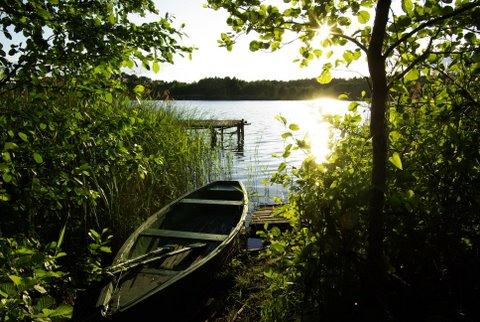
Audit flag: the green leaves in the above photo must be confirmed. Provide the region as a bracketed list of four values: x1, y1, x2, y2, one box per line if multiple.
[404, 69, 420, 81]
[389, 152, 403, 170]
[289, 123, 300, 131]
[47, 304, 73, 318]
[152, 61, 160, 73]
[1, 236, 74, 321]
[357, 10, 370, 24]
[8, 275, 22, 286]
[220, 33, 234, 51]
[105, 92, 113, 104]
[275, 115, 287, 125]
[18, 132, 28, 142]
[56, 224, 66, 251]
[33, 152, 43, 164]
[134, 84, 145, 95]
[283, 144, 292, 158]
[317, 67, 332, 84]
[249, 40, 270, 52]
[2, 173, 13, 183]
[1, 0, 193, 95]
[269, 241, 285, 254]
[348, 102, 359, 111]
[281, 132, 292, 139]
[4, 142, 18, 150]
[402, 0, 414, 14]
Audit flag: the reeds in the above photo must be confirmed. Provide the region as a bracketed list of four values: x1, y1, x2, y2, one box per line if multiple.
[0, 93, 230, 248]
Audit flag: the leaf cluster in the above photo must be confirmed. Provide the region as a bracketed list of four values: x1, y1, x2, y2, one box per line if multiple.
[0, 0, 192, 92]
[0, 236, 73, 321]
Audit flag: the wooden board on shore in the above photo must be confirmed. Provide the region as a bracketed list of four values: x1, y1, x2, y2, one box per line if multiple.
[249, 204, 290, 233]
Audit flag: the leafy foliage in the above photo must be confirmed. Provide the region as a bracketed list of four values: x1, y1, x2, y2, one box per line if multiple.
[0, 227, 115, 321]
[0, 0, 192, 92]
[0, 1, 221, 318]
[0, 236, 73, 321]
[256, 42, 480, 320]
[84, 229, 113, 284]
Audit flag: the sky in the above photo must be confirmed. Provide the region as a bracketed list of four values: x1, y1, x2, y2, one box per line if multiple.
[142, 0, 370, 83]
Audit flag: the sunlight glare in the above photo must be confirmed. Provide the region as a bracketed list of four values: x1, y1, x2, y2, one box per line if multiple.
[307, 122, 332, 164]
[315, 24, 332, 42]
[301, 98, 349, 164]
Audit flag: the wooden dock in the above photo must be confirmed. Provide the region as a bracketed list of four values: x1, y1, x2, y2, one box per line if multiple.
[182, 119, 249, 149]
[248, 204, 290, 235]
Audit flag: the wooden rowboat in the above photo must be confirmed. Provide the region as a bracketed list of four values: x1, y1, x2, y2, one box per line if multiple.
[94, 180, 248, 320]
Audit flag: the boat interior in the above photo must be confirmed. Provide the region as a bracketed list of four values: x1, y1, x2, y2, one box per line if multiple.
[108, 182, 245, 310]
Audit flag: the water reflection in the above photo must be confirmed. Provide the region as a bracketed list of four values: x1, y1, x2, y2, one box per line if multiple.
[299, 98, 348, 163]
[164, 98, 350, 204]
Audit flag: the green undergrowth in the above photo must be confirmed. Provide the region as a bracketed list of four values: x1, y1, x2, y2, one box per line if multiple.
[0, 226, 112, 321]
[205, 251, 271, 322]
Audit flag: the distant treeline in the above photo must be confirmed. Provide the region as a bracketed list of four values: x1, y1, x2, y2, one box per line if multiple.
[123, 74, 370, 100]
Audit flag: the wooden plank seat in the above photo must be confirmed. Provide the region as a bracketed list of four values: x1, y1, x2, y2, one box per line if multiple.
[207, 186, 239, 192]
[141, 228, 228, 242]
[180, 198, 243, 206]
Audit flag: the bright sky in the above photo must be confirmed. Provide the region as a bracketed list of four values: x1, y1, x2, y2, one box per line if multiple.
[145, 0, 369, 83]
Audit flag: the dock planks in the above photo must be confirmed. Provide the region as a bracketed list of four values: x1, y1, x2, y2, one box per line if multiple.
[249, 204, 290, 233]
[182, 119, 248, 129]
[181, 119, 249, 149]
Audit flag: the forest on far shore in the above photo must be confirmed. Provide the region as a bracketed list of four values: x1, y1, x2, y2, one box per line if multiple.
[123, 74, 370, 100]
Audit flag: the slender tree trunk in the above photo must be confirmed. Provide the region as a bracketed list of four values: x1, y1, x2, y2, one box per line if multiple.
[366, 0, 391, 317]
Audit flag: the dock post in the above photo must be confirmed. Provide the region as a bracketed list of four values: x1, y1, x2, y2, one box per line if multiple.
[236, 124, 241, 147]
[210, 128, 217, 148]
[239, 119, 245, 148]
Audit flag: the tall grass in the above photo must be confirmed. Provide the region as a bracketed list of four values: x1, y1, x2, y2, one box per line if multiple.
[0, 92, 229, 248]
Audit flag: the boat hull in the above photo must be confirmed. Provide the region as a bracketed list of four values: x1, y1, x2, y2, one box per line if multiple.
[74, 181, 248, 321]
[111, 233, 241, 321]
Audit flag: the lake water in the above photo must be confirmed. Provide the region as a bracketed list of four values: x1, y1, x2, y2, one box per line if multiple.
[163, 99, 351, 205]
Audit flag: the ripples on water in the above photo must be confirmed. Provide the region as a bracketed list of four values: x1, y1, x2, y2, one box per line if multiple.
[160, 99, 351, 205]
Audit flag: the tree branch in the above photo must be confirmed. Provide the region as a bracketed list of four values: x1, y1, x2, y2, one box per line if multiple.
[433, 66, 479, 106]
[387, 30, 438, 88]
[383, 1, 480, 58]
[331, 32, 368, 54]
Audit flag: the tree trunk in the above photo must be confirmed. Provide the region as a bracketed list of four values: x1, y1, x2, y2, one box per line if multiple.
[366, 0, 391, 317]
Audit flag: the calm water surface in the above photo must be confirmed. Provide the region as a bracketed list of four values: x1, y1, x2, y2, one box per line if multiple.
[165, 99, 351, 205]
